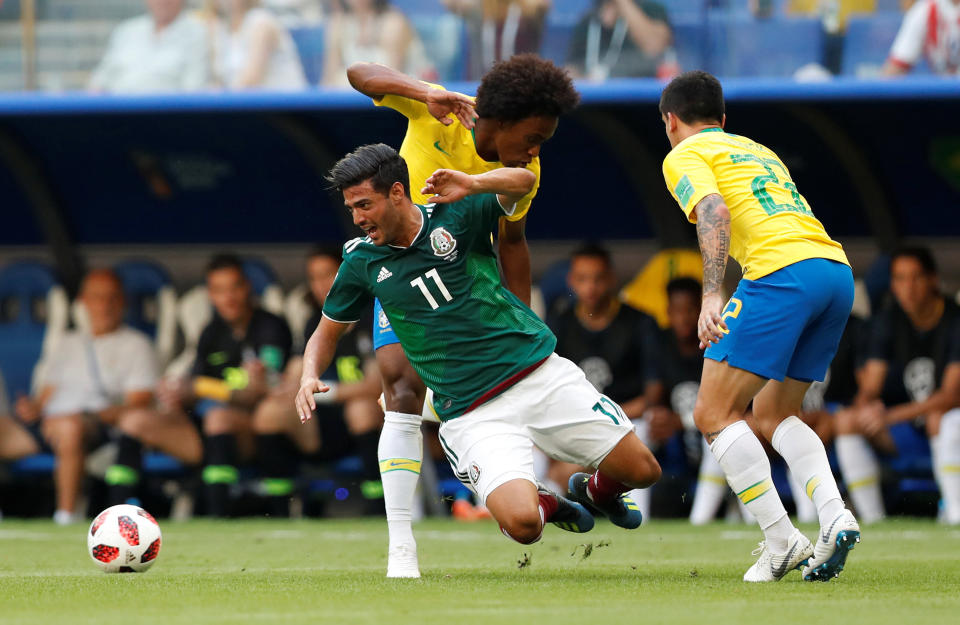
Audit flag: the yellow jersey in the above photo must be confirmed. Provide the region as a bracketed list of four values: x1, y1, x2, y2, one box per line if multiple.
[374, 83, 539, 221]
[662, 128, 848, 280]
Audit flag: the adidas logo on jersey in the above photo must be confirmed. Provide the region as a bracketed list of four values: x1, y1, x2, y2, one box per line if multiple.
[377, 266, 393, 283]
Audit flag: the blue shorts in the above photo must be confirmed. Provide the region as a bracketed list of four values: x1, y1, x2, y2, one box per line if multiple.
[705, 258, 854, 383]
[372, 298, 400, 351]
[194, 399, 226, 418]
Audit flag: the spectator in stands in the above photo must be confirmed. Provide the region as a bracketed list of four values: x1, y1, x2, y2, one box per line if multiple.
[445, 0, 550, 80]
[294, 246, 384, 511]
[322, 0, 435, 88]
[164, 254, 310, 516]
[566, 0, 674, 80]
[12, 270, 170, 524]
[0, 372, 39, 468]
[884, 0, 960, 76]
[547, 243, 662, 515]
[209, 0, 308, 89]
[88, 0, 209, 93]
[836, 247, 960, 525]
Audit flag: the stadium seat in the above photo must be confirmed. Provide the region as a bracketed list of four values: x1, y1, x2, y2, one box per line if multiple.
[841, 12, 921, 77]
[673, 19, 708, 72]
[549, 0, 591, 23]
[243, 257, 285, 316]
[113, 260, 178, 368]
[410, 14, 468, 82]
[0, 261, 68, 397]
[706, 15, 825, 77]
[284, 283, 314, 352]
[289, 25, 324, 86]
[541, 17, 578, 68]
[537, 259, 572, 318]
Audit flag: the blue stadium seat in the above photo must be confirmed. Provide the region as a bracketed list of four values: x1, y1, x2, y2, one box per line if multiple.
[0, 261, 60, 396]
[112, 260, 172, 338]
[668, 0, 709, 21]
[410, 14, 468, 82]
[673, 19, 708, 72]
[549, 0, 591, 23]
[541, 18, 578, 68]
[289, 26, 325, 86]
[841, 12, 922, 77]
[394, 0, 447, 16]
[242, 257, 280, 296]
[707, 15, 824, 77]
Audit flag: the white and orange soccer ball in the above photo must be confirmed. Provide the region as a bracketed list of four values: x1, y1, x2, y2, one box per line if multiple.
[87, 504, 162, 573]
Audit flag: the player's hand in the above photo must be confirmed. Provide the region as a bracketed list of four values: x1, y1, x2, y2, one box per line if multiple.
[14, 394, 41, 424]
[425, 89, 476, 129]
[857, 400, 887, 438]
[698, 293, 728, 349]
[295, 377, 329, 423]
[422, 168, 474, 203]
[647, 406, 683, 443]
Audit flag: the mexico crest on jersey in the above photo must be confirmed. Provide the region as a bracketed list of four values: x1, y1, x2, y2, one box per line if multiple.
[430, 227, 457, 257]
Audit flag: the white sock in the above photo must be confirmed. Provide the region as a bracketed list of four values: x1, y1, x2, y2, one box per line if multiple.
[690, 437, 729, 525]
[711, 421, 793, 551]
[835, 434, 884, 523]
[379, 411, 423, 548]
[934, 409, 960, 524]
[627, 419, 651, 524]
[786, 467, 818, 523]
[771, 416, 845, 528]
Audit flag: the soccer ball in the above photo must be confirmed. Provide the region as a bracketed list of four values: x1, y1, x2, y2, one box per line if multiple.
[87, 504, 162, 573]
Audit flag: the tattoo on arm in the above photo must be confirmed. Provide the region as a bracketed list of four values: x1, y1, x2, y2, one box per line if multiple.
[704, 429, 725, 444]
[694, 194, 731, 296]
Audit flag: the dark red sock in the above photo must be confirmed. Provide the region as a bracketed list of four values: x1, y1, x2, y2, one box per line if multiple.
[537, 490, 559, 522]
[586, 471, 630, 505]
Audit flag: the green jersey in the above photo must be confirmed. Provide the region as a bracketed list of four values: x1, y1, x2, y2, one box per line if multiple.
[323, 194, 556, 421]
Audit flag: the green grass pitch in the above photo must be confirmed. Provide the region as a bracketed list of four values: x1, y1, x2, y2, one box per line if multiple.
[1, 518, 958, 625]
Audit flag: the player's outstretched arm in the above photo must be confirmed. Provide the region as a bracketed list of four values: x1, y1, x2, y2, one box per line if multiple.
[422, 168, 537, 206]
[296, 316, 351, 423]
[693, 193, 731, 349]
[346, 62, 476, 128]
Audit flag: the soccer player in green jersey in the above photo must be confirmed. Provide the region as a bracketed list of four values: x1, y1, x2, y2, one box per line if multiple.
[296, 144, 661, 546]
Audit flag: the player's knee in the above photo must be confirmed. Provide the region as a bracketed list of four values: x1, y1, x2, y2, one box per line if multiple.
[834, 408, 856, 435]
[117, 408, 151, 438]
[499, 509, 543, 545]
[203, 409, 235, 436]
[632, 450, 662, 489]
[251, 398, 291, 435]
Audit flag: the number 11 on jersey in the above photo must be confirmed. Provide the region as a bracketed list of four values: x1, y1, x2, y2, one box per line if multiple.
[411, 268, 453, 309]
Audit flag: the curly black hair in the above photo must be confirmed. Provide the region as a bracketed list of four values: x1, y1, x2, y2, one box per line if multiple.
[475, 54, 580, 122]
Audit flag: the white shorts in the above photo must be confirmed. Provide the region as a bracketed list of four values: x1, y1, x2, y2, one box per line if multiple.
[437, 353, 635, 504]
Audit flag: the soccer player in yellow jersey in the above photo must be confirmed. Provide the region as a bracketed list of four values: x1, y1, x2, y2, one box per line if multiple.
[345, 56, 580, 578]
[660, 71, 860, 583]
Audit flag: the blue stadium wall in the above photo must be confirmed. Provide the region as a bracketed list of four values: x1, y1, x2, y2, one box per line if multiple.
[1, 78, 958, 249]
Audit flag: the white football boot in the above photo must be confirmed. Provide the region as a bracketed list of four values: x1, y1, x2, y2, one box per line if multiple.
[386, 542, 420, 579]
[743, 528, 814, 582]
[803, 509, 861, 582]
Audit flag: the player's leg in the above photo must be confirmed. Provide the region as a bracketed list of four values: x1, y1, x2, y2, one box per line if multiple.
[252, 389, 318, 517]
[833, 407, 886, 522]
[438, 398, 593, 544]
[202, 404, 251, 517]
[517, 355, 659, 529]
[42, 414, 92, 523]
[689, 437, 729, 525]
[343, 397, 385, 513]
[929, 409, 960, 524]
[625, 418, 652, 523]
[0, 415, 40, 460]
[374, 302, 427, 577]
[107, 406, 202, 505]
